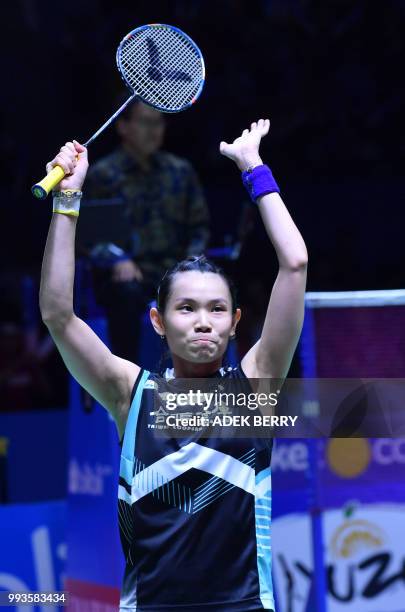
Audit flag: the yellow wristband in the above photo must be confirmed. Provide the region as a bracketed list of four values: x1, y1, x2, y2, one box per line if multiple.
[52, 191, 81, 216]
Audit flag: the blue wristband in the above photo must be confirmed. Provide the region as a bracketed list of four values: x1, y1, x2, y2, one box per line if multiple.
[242, 164, 280, 204]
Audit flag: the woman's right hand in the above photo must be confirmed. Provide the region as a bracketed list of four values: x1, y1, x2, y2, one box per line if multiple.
[46, 140, 89, 191]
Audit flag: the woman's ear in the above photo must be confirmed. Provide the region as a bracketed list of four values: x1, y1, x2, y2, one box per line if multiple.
[231, 308, 242, 336]
[150, 307, 165, 337]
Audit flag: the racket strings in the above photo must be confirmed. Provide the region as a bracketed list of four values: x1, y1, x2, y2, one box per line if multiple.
[118, 26, 203, 111]
[120, 34, 200, 106]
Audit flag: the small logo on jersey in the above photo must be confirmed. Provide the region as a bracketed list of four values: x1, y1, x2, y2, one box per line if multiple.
[144, 380, 157, 390]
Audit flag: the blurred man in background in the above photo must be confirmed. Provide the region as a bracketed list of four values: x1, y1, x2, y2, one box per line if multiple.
[85, 100, 210, 363]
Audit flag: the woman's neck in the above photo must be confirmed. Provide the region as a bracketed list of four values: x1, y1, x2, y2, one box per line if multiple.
[171, 355, 223, 378]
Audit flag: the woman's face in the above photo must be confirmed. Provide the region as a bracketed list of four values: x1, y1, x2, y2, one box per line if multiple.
[157, 271, 240, 364]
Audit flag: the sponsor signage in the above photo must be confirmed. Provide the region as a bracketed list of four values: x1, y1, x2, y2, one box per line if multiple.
[0, 501, 66, 612]
[273, 505, 405, 612]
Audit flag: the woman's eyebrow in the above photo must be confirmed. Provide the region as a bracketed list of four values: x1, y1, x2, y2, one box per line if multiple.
[173, 297, 229, 304]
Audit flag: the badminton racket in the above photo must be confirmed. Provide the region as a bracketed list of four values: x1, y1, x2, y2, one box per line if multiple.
[32, 24, 205, 199]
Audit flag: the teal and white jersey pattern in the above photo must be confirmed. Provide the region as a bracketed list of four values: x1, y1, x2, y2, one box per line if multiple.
[118, 366, 275, 612]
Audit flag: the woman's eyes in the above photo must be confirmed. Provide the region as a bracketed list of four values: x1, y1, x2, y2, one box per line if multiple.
[178, 305, 226, 312]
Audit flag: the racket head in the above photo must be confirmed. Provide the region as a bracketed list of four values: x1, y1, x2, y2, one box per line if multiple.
[116, 24, 205, 113]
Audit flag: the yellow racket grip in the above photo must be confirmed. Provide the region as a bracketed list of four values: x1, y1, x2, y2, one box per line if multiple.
[31, 165, 66, 200]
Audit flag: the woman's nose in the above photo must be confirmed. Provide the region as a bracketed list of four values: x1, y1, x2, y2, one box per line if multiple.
[194, 310, 211, 331]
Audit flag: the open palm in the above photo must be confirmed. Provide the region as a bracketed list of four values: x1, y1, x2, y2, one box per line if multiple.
[220, 119, 270, 170]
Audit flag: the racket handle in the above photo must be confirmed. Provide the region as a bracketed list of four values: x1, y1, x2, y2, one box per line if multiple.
[31, 165, 66, 200]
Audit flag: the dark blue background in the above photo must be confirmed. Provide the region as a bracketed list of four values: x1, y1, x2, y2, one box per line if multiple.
[1, 0, 403, 291]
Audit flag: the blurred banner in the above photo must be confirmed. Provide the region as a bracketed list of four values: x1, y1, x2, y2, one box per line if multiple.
[273, 504, 405, 612]
[65, 317, 122, 611]
[0, 500, 66, 612]
[0, 410, 68, 503]
[272, 438, 405, 610]
[294, 290, 405, 611]
[272, 438, 405, 513]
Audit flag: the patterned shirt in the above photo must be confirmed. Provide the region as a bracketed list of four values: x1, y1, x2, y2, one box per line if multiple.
[85, 147, 210, 286]
[118, 366, 275, 611]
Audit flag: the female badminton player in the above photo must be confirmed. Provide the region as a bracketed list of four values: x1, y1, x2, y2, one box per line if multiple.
[40, 118, 307, 612]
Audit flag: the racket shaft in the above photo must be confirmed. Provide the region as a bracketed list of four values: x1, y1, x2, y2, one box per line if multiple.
[84, 95, 135, 146]
[31, 165, 66, 200]
[31, 95, 135, 199]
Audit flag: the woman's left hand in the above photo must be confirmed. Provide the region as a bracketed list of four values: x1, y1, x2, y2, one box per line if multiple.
[219, 118, 270, 171]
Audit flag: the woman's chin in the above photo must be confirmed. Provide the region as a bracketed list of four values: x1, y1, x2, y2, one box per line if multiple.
[187, 346, 219, 362]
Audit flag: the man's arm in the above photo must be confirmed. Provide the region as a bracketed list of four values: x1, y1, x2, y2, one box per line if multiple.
[220, 120, 308, 379]
[39, 142, 140, 437]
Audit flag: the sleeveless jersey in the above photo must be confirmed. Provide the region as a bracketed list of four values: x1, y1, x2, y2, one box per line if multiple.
[118, 365, 274, 611]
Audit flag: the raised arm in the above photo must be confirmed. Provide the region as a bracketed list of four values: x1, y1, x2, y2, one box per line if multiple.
[220, 119, 308, 379]
[39, 141, 139, 436]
